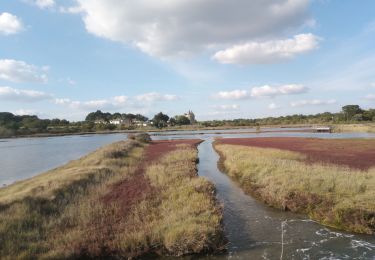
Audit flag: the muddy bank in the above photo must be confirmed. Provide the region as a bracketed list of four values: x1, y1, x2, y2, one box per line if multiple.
[217, 137, 375, 170]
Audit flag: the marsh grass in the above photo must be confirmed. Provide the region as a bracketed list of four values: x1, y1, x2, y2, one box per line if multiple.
[215, 143, 375, 234]
[0, 140, 143, 259]
[112, 144, 224, 257]
[0, 140, 224, 259]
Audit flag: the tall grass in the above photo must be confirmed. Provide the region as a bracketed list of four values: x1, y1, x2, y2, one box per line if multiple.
[214, 143, 375, 234]
[0, 140, 143, 259]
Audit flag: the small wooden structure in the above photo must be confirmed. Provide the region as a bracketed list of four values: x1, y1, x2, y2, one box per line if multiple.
[314, 126, 332, 133]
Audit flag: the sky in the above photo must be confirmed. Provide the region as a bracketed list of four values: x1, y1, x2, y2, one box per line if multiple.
[0, 0, 375, 121]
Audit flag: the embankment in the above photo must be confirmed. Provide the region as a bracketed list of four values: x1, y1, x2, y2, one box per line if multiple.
[0, 137, 224, 259]
[214, 137, 375, 234]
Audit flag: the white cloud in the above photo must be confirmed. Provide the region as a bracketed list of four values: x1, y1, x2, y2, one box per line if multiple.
[26, 0, 55, 9]
[214, 104, 240, 111]
[216, 84, 307, 100]
[0, 13, 23, 35]
[59, 6, 83, 14]
[135, 92, 179, 102]
[70, 0, 310, 58]
[251, 84, 308, 98]
[216, 90, 250, 100]
[0, 59, 48, 83]
[13, 109, 37, 115]
[55, 95, 129, 110]
[0, 86, 52, 102]
[268, 103, 281, 110]
[213, 34, 319, 64]
[290, 99, 336, 107]
[365, 94, 375, 101]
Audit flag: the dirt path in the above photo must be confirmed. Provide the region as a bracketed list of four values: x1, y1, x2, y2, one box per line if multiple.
[217, 137, 375, 170]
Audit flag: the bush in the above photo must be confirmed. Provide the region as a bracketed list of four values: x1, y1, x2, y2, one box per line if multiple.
[128, 133, 152, 143]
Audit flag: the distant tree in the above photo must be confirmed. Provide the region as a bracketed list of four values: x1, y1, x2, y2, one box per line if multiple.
[111, 112, 122, 119]
[134, 114, 148, 122]
[175, 115, 191, 125]
[168, 117, 176, 126]
[152, 112, 169, 128]
[342, 105, 362, 121]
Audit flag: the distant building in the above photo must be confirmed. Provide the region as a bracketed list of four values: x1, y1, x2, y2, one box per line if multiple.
[133, 119, 150, 127]
[109, 118, 124, 125]
[184, 110, 196, 124]
[94, 119, 107, 124]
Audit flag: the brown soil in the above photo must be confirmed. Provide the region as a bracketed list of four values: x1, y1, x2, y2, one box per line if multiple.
[217, 137, 375, 170]
[102, 139, 202, 213]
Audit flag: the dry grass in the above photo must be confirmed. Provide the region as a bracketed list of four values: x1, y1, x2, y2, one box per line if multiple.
[0, 140, 224, 259]
[0, 140, 143, 259]
[333, 123, 375, 133]
[214, 143, 375, 234]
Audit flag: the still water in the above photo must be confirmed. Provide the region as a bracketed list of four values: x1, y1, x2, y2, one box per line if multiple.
[1, 129, 375, 259]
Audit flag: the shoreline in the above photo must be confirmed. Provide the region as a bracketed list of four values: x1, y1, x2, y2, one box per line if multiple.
[214, 137, 375, 234]
[1, 123, 374, 140]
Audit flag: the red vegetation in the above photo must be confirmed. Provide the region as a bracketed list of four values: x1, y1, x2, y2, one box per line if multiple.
[217, 137, 375, 170]
[102, 139, 202, 212]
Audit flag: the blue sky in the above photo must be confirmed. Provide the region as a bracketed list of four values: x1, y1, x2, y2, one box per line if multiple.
[0, 0, 374, 121]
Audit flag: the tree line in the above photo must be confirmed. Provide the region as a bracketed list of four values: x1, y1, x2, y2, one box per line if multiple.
[0, 105, 374, 137]
[200, 105, 375, 127]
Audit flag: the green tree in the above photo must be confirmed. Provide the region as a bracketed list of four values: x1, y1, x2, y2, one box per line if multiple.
[342, 105, 362, 121]
[152, 112, 169, 128]
[175, 115, 191, 125]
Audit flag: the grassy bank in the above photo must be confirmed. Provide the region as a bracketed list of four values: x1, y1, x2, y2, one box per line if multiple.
[332, 123, 375, 133]
[0, 138, 224, 259]
[214, 142, 375, 234]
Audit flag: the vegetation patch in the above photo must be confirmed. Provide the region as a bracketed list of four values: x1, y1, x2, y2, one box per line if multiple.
[218, 137, 375, 170]
[214, 140, 375, 234]
[0, 138, 224, 259]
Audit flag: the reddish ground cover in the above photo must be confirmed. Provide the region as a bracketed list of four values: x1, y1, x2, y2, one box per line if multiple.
[217, 137, 375, 170]
[102, 139, 202, 212]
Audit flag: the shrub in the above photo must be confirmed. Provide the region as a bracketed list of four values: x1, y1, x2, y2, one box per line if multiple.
[128, 133, 152, 143]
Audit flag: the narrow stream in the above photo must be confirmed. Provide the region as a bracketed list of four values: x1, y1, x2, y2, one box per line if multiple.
[197, 139, 375, 259]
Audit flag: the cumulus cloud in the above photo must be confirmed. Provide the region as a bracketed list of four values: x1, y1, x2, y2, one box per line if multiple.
[216, 90, 250, 100]
[251, 84, 308, 98]
[0, 59, 48, 83]
[135, 92, 179, 102]
[216, 84, 307, 100]
[0, 13, 23, 35]
[25, 0, 55, 9]
[290, 99, 336, 107]
[213, 33, 319, 64]
[0, 86, 52, 102]
[68, 0, 311, 58]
